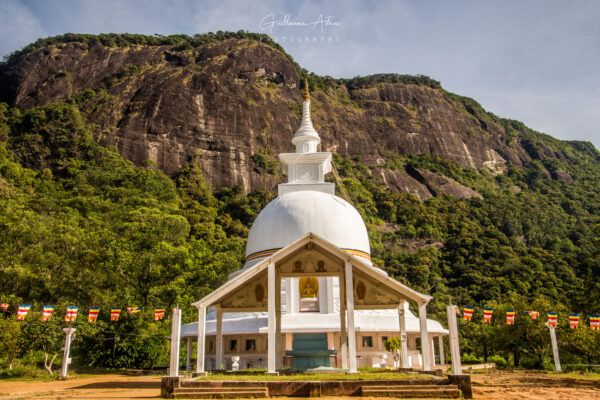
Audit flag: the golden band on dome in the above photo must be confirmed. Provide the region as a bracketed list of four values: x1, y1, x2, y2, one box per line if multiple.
[244, 248, 281, 264]
[342, 248, 371, 261]
[245, 247, 371, 264]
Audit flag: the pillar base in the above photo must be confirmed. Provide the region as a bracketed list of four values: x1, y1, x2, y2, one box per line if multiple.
[419, 369, 443, 377]
[448, 374, 472, 399]
[266, 371, 280, 376]
[160, 376, 180, 398]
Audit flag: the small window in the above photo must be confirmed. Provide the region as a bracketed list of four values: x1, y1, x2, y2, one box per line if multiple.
[382, 336, 388, 347]
[362, 336, 373, 348]
[246, 339, 256, 351]
[230, 339, 238, 352]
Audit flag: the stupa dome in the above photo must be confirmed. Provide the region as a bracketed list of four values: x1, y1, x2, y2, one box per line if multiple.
[244, 190, 371, 268]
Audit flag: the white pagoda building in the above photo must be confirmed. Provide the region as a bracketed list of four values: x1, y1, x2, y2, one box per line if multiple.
[181, 85, 448, 373]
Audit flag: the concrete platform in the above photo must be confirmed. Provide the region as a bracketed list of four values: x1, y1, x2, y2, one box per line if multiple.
[161, 374, 472, 398]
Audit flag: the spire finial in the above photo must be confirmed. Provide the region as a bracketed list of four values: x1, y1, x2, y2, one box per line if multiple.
[304, 79, 310, 101]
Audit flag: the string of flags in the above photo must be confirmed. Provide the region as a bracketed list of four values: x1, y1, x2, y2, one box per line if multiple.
[1, 304, 167, 322]
[456, 306, 600, 330]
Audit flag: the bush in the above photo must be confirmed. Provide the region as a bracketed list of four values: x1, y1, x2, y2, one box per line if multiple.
[563, 364, 600, 374]
[487, 355, 508, 368]
[461, 353, 482, 364]
[0, 365, 39, 378]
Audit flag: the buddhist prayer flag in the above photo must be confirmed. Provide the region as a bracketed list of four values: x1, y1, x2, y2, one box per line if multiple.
[0, 303, 9, 310]
[569, 314, 580, 329]
[65, 306, 78, 322]
[41, 306, 55, 321]
[506, 310, 516, 325]
[110, 308, 121, 321]
[88, 307, 100, 323]
[483, 308, 494, 324]
[16, 305, 31, 320]
[127, 307, 141, 314]
[463, 306, 474, 321]
[547, 312, 558, 328]
[527, 311, 539, 319]
[590, 315, 600, 330]
[154, 308, 165, 321]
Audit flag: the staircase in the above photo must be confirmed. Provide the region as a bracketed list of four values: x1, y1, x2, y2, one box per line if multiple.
[361, 383, 461, 398]
[172, 382, 268, 399]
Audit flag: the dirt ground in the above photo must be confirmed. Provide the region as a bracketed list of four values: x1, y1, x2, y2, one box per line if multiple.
[0, 370, 599, 399]
[470, 370, 600, 400]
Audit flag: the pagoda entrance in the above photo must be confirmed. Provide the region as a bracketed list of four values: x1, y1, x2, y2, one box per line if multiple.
[285, 333, 337, 370]
[191, 233, 434, 374]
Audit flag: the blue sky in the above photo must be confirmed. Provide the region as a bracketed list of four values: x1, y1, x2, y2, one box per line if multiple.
[1, 0, 599, 148]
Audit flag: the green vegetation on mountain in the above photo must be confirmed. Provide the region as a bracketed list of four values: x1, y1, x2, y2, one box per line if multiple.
[1, 33, 600, 374]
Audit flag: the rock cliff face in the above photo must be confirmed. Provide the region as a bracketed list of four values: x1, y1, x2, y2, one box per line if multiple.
[0, 37, 559, 195]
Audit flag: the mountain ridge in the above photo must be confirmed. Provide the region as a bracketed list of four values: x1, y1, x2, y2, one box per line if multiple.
[2, 32, 588, 197]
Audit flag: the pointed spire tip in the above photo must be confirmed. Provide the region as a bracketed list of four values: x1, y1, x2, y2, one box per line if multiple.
[304, 79, 310, 101]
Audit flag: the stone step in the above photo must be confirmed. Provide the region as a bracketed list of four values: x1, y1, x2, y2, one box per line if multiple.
[366, 384, 454, 390]
[175, 387, 267, 393]
[362, 387, 461, 398]
[183, 381, 268, 388]
[172, 389, 269, 399]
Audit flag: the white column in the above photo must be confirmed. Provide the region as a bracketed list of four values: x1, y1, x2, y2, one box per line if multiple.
[345, 260, 357, 373]
[275, 268, 282, 370]
[549, 326, 562, 372]
[196, 305, 206, 373]
[285, 278, 293, 314]
[418, 302, 431, 371]
[318, 277, 328, 314]
[169, 308, 181, 376]
[398, 302, 408, 368]
[340, 273, 348, 369]
[326, 277, 334, 313]
[186, 337, 193, 370]
[267, 260, 276, 373]
[446, 305, 462, 375]
[291, 278, 299, 314]
[430, 337, 436, 367]
[438, 336, 445, 365]
[60, 328, 76, 378]
[215, 307, 223, 370]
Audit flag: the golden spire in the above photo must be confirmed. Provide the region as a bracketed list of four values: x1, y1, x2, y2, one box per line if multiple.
[304, 79, 310, 101]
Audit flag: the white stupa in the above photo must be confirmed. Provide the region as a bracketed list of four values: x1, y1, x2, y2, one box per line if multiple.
[182, 82, 448, 372]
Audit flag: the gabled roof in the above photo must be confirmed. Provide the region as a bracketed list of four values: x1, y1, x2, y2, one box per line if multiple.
[191, 233, 431, 308]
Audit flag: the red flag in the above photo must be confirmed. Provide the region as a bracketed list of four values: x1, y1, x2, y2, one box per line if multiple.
[527, 311, 539, 319]
[506, 310, 516, 325]
[483, 308, 494, 324]
[463, 306, 474, 322]
[88, 307, 100, 323]
[547, 312, 558, 328]
[569, 314, 580, 329]
[110, 308, 121, 321]
[41, 306, 55, 321]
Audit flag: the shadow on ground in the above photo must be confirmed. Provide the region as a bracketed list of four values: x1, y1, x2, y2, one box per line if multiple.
[74, 381, 160, 389]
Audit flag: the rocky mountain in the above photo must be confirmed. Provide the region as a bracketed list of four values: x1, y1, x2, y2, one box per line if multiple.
[1, 32, 574, 199]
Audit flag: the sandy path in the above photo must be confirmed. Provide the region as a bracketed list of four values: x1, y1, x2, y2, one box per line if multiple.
[471, 370, 600, 400]
[0, 374, 161, 399]
[0, 370, 599, 399]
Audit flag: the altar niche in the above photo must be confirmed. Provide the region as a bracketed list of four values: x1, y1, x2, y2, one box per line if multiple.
[191, 233, 434, 374]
